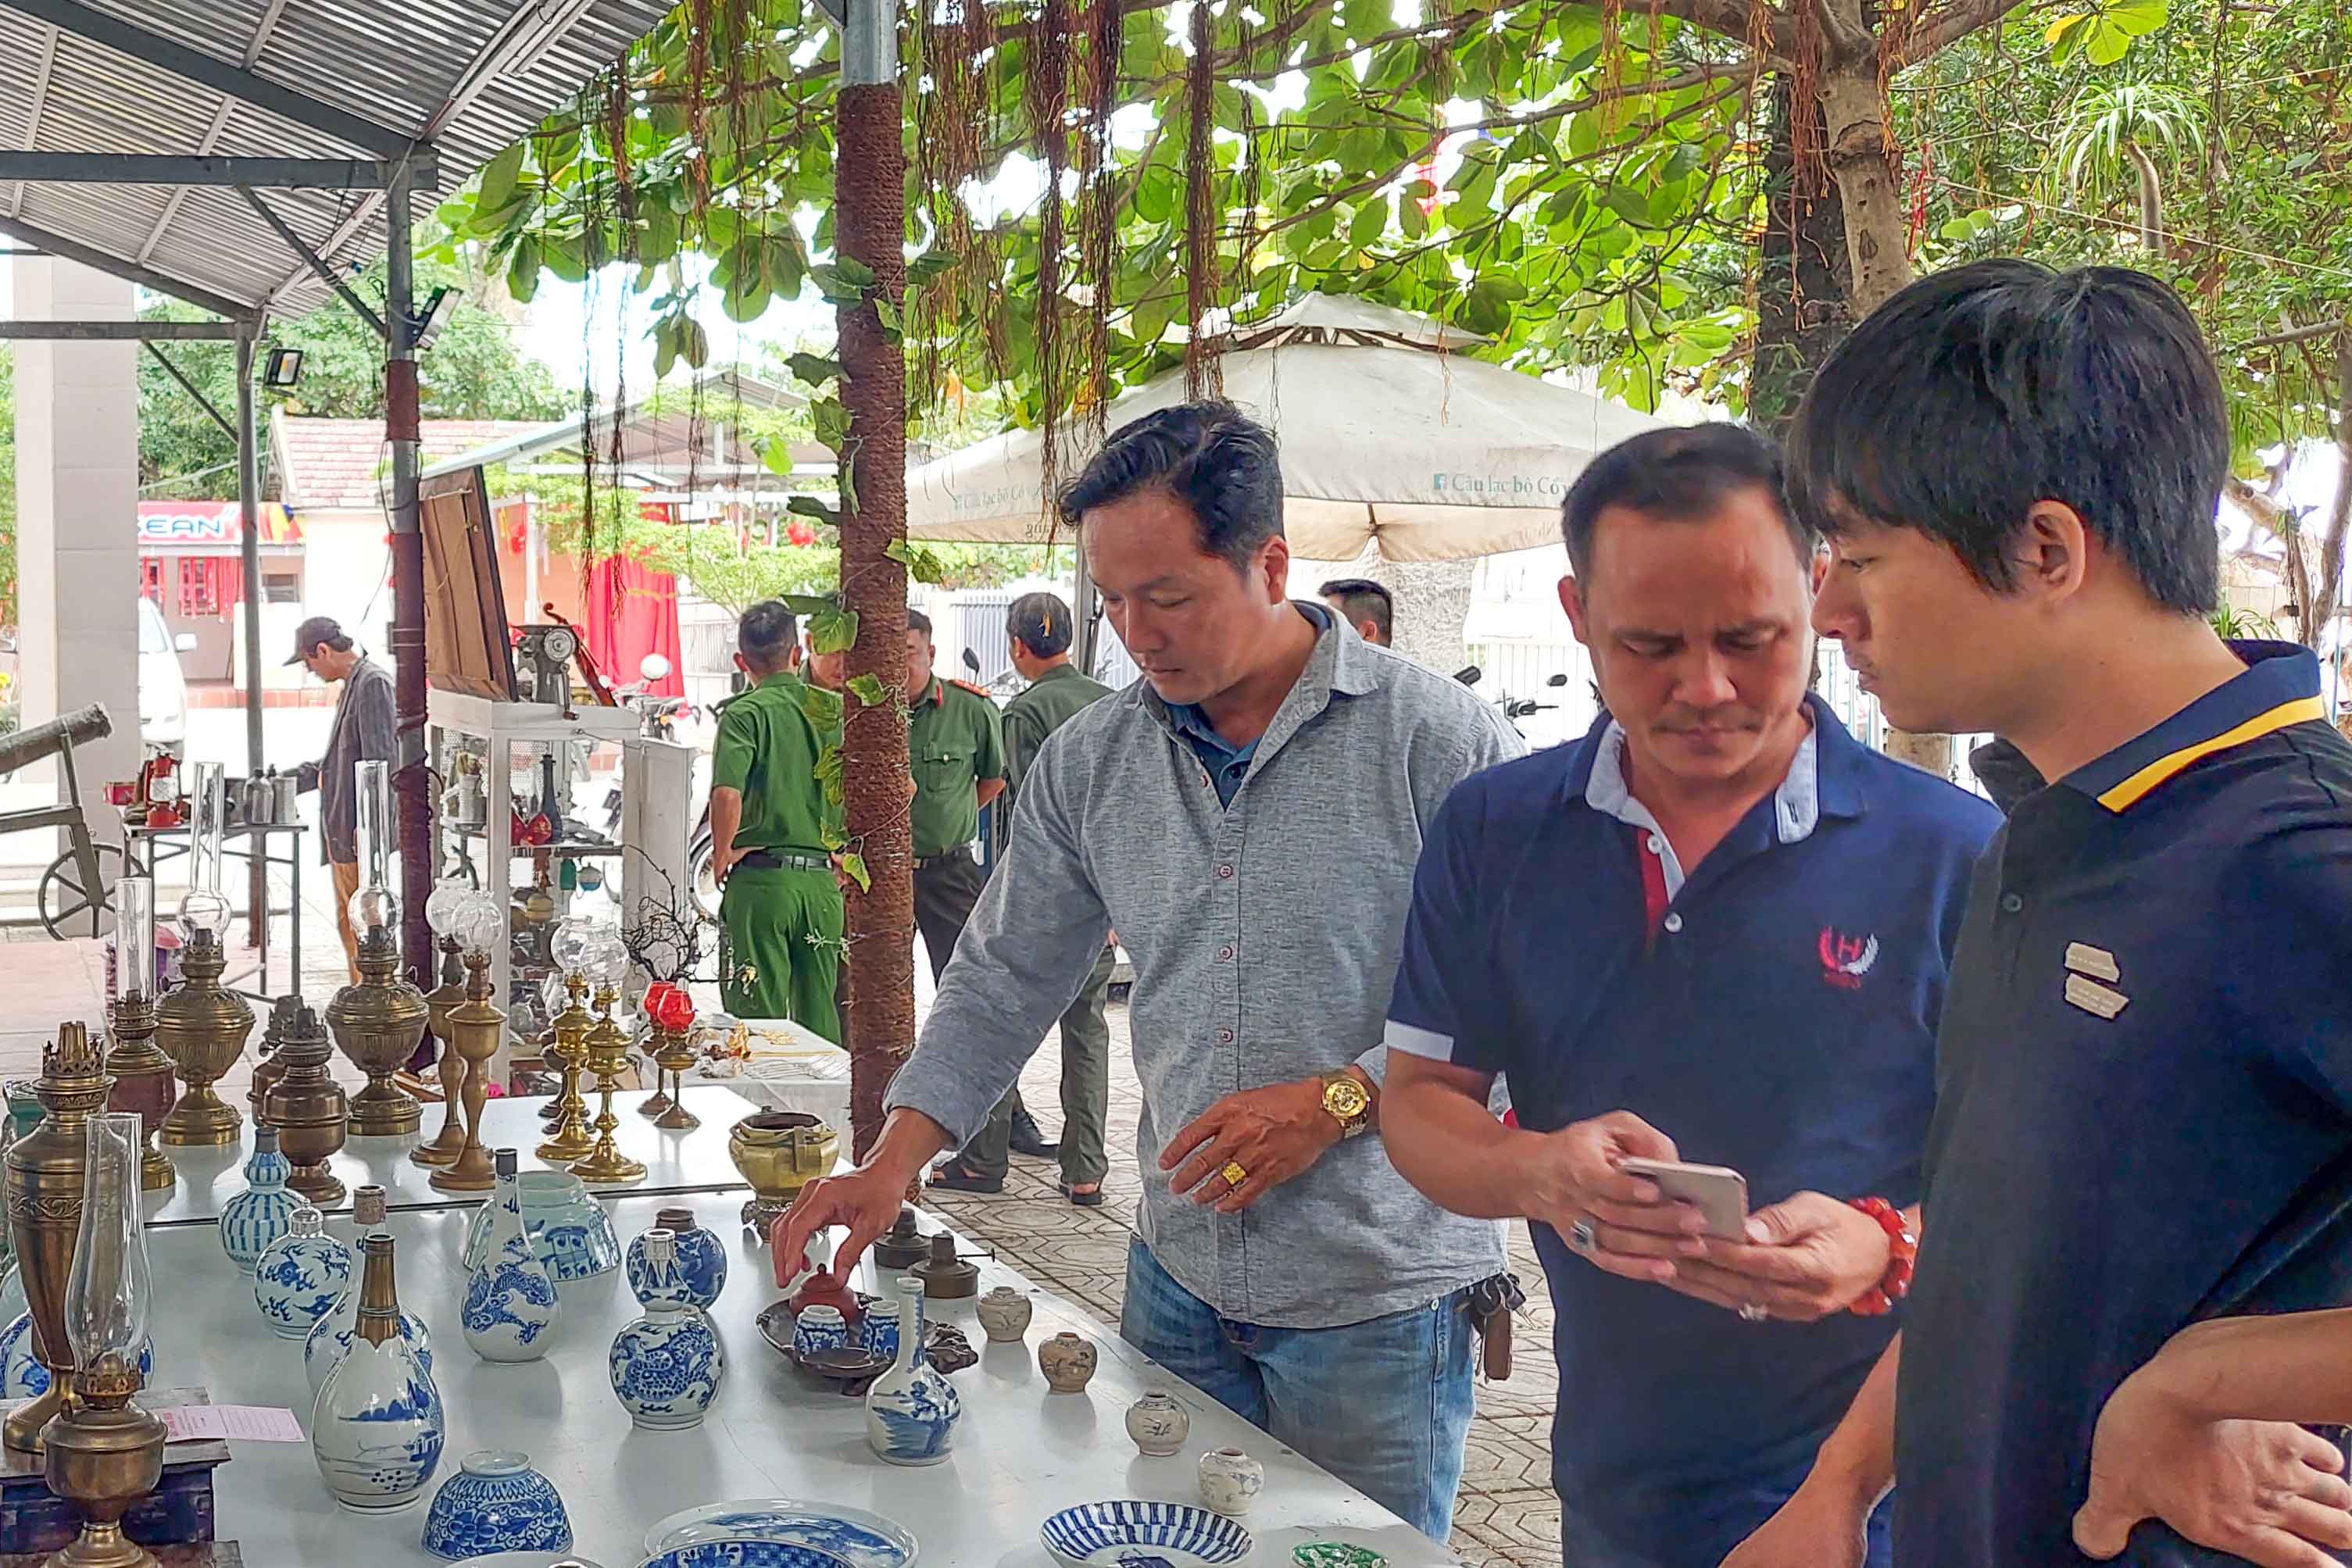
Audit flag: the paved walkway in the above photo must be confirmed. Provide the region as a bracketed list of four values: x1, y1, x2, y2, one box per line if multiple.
[918, 999, 1564, 1568]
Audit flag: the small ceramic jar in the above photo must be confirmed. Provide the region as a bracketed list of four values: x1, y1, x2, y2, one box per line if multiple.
[626, 1205, 727, 1309]
[219, 1126, 298, 1272]
[793, 1304, 850, 1359]
[1125, 1387, 1190, 1457]
[1037, 1330, 1097, 1393]
[252, 1205, 355, 1341]
[860, 1295, 902, 1361]
[975, 1285, 1033, 1344]
[1198, 1447, 1265, 1516]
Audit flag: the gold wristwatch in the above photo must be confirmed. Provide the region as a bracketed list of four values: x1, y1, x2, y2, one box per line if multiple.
[1320, 1070, 1374, 1140]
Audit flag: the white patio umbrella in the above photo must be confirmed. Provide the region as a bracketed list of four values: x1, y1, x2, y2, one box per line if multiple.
[906, 292, 1664, 563]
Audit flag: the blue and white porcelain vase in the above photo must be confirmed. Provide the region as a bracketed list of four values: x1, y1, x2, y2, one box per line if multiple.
[253, 1205, 355, 1341]
[419, 1448, 573, 1560]
[608, 1228, 724, 1430]
[627, 1205, 727, 1309]
[313, 1232, 445, 1514]
[309, 1184, 431, 1397]
[863, 1273, 960, 1466]
[463, 1149, 561, 1363]
[0, 1310, 149, 1397]
[220, 1125, 298, 1272]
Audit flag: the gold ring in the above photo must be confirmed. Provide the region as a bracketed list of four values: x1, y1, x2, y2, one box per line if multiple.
[1221, 1161, 1249, 1187]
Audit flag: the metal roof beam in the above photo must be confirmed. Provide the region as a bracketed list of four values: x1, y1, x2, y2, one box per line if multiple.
[0, 209, 256, 320]
[141, 339, 238, 438]
[0, 320, 242, 339]
[0, 152, 438, 189]
[239, 185, 387, 340]
[0, 0, 418, 159]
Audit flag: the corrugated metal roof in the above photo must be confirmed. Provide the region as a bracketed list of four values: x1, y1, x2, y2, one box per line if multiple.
[0, 0, 673, 319]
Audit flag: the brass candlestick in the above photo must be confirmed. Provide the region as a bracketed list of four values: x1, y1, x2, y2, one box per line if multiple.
[151, 929, 252, 1148]
[260, 1003, 349, 1207]
[567, 988, 645, 1184]
[246, 995, 291, 1125]
[327, 926, 427, 1139]
[649, 1021, 700, 1131]
[534, 976, 596, 1163]
[412, 938, 470, 1168]
[427, 952, 502, 1193]
[101, 995, 174, 1195]
[3, 1024, 113, 1454]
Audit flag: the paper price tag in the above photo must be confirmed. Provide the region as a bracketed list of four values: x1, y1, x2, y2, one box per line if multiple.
[161, 1404, 306, 1443]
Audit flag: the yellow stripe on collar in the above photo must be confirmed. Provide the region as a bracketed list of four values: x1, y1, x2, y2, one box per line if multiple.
[2095, 695, 2326, 811]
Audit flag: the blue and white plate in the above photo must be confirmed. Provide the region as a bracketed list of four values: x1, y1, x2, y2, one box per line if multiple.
[1039, 1502, 1254, 1568]
[642, 1500, 918, 1568]
[640, 1541, 854, 1568]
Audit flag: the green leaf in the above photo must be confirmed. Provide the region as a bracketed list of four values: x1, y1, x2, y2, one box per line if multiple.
[810, 606, 859, 655]
[506, 234, 542, 304]
[810, 398, 852, 448]
[832, 255, 877, 290]
[907, 252, 953, 284]
[785, 495, 841, 526]
[1603, 186, 1653, 227]
[874, 295, 903, 342]
[779, 594, 838, 616]
[845, 673, 892, 707]
[760, 440, 796, 478]
[837, 852, 870, 894]
[802, 684, 845, 730]
[785, 352, 842, 388]
[885, 538, 946, 584]
[477, 144, 527, 216]
[1134, 166, 1178, 224]
[676, 316, 710, 370]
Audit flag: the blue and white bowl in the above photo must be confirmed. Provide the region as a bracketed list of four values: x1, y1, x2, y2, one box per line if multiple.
[641, 1541, 854, 1568]
[642, 1500, 918, 1568]
[460, 1171, 621, 1282]
[791, 1305, 849, 1361]
[0, 1313, 151, 1397]
[1039, 1502, 1255, 1568]
[420, 1449, 572, 1561]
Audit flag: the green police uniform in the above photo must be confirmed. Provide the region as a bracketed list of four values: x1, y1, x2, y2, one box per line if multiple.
[712, 669, 845, 1041]
[961, 658, 1120, 1188]
[907, 675, 1006, 984]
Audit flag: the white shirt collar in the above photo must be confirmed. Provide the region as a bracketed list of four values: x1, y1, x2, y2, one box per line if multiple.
[1582, 719, 1821, 898]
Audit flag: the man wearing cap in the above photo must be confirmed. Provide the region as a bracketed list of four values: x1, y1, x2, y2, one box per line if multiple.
[710, 601, 845, 1041]
[289, 615, 396, 983]
[931, 591, 1118, 1201]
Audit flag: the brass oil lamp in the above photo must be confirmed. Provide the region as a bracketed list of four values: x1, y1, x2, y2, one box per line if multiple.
[410, 887, 472, 1170]
[41, 1111, 166, 1568]
[153, 766, 251, 1148]
[327, 762, 424, 1140]
[99, 877, 174, 1193]
[536, 925, 604, 1162]
[245, 995, 293, 1127]
[641, 984, 701, 1132]
[428, 895, 506, 1194]
[4, 1023, 114, 1454]
[260, 1002, 349, 1206]
[567, 959, 646, 1185]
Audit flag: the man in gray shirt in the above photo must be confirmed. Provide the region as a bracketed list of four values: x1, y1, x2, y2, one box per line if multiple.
[288, 614, 395, 984]
[775, 403, 1521, 1539]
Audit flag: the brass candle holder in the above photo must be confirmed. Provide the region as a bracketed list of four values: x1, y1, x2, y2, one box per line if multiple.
[260, 1002, 349, 1206]
[567, 987, 645, 1184]
[246, 995, 291, 1125]
[3, 1024, 113, 1454]
[427, 951, 502, 1194]
[534, 975, 596, 1163]
[412, 938, 470, 1168]
[151, 928, 252, 1148]
[327, 926, 427, 1139]
[100, 995, 174, 1195]
[648, 1020, 701, 1131]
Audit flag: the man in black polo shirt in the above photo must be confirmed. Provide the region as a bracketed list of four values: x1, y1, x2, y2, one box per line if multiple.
[1728, 259, 2352, 1567]
[1382, 425, 1998, 1567]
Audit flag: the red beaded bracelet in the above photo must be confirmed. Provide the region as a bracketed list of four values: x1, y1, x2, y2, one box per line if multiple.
[1846, 1197, 1917, 1317]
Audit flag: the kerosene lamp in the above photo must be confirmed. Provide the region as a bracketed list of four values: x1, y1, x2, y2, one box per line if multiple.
[327, 761, 426, 1139]
[100, 876, 174, 1191]
[153, 763, 252, 1148]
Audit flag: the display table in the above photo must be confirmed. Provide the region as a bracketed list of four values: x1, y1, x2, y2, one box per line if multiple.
[710, 1019, 852, 1127]
[142, 1086, 766, 1225]
[145, 1191, 1452, 1568]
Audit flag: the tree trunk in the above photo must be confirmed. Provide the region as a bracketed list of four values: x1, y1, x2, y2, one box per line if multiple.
[1750, 79, 1855, 438]
[2318, 336, 2352, 645]
[1816, 58, 1953, 777]
[2125, 140, 2164, 252]
[2225, 474, 2315, 645]
[834, 80, 914, 1163]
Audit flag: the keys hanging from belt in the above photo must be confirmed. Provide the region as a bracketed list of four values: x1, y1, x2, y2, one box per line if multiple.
[1467, 1272, 1527, 1381]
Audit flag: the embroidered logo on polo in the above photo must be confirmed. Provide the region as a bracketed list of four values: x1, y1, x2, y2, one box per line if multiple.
[2064, 941, 2129, 1020]
[1818, 928, 1878, 991]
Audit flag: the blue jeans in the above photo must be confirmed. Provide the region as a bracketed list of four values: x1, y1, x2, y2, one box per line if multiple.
[1120, 1238, 1475, 1541]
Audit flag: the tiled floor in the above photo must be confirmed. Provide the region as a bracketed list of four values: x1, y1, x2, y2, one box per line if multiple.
[920, 1000, 1563, 1568]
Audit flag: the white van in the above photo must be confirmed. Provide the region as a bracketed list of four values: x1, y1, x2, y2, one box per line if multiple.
[137, 597, 194, 759]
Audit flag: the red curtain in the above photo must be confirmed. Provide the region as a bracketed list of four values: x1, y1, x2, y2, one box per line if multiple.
[581, 554, 684, 698]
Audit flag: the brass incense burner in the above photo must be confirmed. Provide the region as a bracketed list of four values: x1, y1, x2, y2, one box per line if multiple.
[100, 995, 173, 1195]
[260, 1002, 349, 1206]
[427, 952, 502, 1194]
[3, 1024, 113, 1454]
[151, 928, 252, 1148]
[567, 987, 645, 1184]
[412, 938, 470, 1168]
[535, 975, 596, 1162]
[728, 1110, 839, 1233]
[327, 926, 426, 1139]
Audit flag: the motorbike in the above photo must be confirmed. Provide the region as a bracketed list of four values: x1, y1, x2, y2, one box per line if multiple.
[1455, 666, 1571, 742]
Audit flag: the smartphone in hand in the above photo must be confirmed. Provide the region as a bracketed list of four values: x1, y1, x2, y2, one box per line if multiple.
[1617, 1157, 1750, 1240]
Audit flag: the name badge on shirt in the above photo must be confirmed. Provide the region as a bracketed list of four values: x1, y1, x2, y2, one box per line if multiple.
[2063, 943, 2128, 1019]
[2064, 942, 2121, 983]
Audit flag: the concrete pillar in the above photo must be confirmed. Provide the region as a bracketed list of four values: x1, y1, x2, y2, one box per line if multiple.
[14, 258, 140, 845]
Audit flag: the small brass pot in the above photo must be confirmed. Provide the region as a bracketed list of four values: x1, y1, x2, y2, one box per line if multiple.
[727, 1111, 839, 1234]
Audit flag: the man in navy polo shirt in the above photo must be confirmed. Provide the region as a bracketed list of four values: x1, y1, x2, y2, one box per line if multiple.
[1735, 259, 2352, 1568]
[1382, 423, 1998, 1568]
